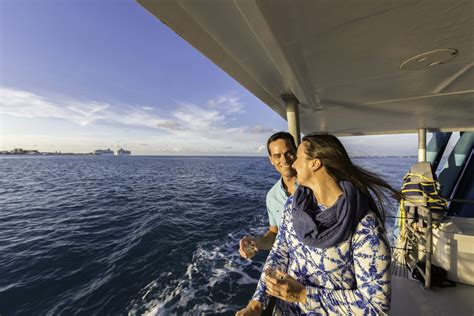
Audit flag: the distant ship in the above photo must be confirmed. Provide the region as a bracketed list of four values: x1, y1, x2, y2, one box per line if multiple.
[115, 148, 131, 155]
[93, 148, 114, 155]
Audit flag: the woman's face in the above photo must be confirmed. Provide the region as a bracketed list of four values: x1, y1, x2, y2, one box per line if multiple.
[292, 142, 314, 186]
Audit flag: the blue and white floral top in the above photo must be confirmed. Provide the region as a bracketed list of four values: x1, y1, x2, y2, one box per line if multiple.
[251, 196, 391, 315]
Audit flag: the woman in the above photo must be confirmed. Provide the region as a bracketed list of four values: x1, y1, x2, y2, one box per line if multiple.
[236, 133, 401, 315]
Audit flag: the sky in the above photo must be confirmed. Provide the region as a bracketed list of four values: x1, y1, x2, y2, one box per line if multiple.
[0, 0, 420, 156]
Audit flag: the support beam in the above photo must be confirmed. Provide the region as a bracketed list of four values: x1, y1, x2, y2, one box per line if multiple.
[282, 94, 300, 146]
[418, 128, 427, 162]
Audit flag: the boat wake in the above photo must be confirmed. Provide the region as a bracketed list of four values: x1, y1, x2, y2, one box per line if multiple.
[128, 227, 267, 315]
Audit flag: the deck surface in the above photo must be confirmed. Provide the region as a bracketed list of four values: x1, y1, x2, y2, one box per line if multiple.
[391, 276, 474, 315]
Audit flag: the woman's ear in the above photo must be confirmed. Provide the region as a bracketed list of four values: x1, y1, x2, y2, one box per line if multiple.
[311, 159, 322, 171]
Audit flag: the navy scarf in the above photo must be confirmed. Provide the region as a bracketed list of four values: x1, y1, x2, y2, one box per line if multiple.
[291, 181, 369, 248]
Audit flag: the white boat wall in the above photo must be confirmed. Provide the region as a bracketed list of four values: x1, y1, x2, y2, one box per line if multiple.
[137, 1, 474, 315]
[93, 148, 114, 155]
[115, 148, 131, 155]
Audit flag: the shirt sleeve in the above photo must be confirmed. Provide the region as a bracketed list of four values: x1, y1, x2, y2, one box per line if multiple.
[308, 213, 392, 315]
[251, 199, 292, 304]
[266, 193, 277, 227]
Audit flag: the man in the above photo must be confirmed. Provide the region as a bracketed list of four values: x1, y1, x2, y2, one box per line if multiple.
[239, 132, 297, 259]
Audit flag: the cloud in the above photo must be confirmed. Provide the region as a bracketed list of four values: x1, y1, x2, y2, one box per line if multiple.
[206, 95, 244, 114]
[0, 86, 276, 154]
[249, 125, 276, 134]
[1, 87, 252, 132]
[173, 103, 225, 130]
[0, 88, 110, 126]
[0, 86, 229, 132]
[155, 120, 185, 130]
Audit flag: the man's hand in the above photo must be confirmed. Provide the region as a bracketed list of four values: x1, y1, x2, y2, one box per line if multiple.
[235, 300, 262, 316]
[265, 269, 306, 303]
[239, 236, 258, 259]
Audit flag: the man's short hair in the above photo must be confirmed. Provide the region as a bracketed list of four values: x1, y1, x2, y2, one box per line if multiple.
[266, 132, 297, 155]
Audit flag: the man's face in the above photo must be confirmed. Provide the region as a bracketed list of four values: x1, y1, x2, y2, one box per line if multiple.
[268, 139, 297, 178]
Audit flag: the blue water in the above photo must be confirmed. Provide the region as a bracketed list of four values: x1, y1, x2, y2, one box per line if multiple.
[0, 156, 416, 315]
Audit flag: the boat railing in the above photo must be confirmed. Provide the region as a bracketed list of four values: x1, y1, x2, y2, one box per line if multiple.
[388, 210, 433, 289]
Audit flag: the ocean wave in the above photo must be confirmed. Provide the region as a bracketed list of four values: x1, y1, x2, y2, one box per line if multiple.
[0, 156, 414, 315]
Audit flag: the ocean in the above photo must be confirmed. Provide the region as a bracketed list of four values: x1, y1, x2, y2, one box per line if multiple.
[0, 155, 416, 315]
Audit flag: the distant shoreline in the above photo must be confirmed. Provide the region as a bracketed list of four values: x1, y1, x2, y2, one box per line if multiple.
[0, 152, 94, 156]
[1, 148, 130, 156]
[0, 153, 419, 158]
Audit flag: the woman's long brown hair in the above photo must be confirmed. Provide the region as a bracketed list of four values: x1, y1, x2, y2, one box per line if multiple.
[302, 133, 403, 226]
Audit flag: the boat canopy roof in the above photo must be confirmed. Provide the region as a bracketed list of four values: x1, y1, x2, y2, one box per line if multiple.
[138, 0, 474, 136]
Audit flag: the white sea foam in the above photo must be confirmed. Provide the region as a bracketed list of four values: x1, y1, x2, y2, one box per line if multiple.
[128, 226, 266, 315]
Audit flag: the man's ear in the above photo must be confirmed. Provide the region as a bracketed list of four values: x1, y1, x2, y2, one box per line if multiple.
[311, 159, 321, 171]
[268, 155, 274, 165]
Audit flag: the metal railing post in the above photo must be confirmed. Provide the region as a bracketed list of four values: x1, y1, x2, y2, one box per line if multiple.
[418, 127, 431, 289]
[425, 210, 432, 289]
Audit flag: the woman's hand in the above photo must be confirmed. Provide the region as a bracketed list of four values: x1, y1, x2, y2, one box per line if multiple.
[235, 300, 263, 316]
[265, 269, 306, 303]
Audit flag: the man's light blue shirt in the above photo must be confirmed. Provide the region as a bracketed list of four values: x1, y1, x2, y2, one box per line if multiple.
[266, 178, 294, 228]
